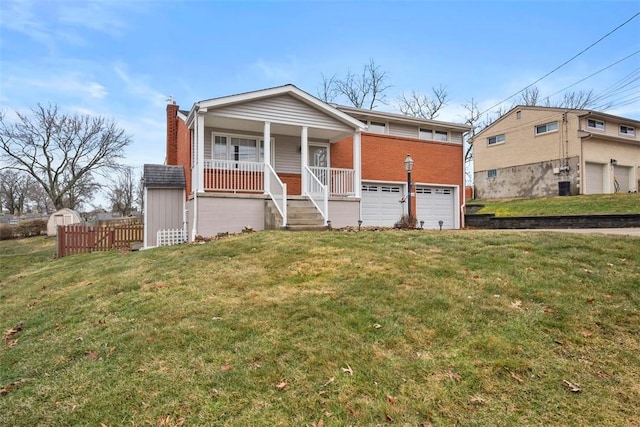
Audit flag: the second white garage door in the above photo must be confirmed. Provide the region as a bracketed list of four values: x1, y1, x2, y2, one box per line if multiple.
[585, 162, 605, 194]
[361, 183, 404, 226]
[416, 187, 456, 229]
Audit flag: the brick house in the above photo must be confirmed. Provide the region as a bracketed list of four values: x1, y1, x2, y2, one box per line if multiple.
[144, 85, 470, 246]
[473, 105, 640, 199]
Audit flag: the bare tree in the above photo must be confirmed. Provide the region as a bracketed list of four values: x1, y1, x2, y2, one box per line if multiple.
[0, 105, 132, 210]
[397, 85, 449, 119]
[317, 58, 391, 109]
[0, 169, 35, 215]
[106, 166, 139, 216]
[518, 86, 541, 106]
[517, 86, 601, 110]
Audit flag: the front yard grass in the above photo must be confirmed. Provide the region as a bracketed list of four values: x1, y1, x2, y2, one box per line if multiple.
[470, 192, 640, 216]
[1, 230, 639, 426]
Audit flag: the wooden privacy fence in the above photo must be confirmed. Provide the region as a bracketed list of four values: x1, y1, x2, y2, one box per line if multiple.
[57, 224, 144, 258]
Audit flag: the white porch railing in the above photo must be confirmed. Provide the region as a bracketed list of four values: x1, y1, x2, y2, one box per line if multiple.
[308, 167, 355, 196]
[265, 164, 287, 225]
[304, 166, 328, 224]
[203, 160, 264, 192]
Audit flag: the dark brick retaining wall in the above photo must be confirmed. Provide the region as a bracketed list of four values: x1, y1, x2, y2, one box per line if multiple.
[465, 213, 640, 229]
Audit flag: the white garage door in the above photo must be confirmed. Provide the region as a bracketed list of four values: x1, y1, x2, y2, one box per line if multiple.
[416, 187, 456, 229]
[585, 162, 604, 194]
[614, 165, 630, 193]
[361, 183, 404, 226]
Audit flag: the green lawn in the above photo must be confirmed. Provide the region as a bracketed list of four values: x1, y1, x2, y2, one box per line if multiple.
[469, 193, 640, 217]
[1, 231, 640, 426]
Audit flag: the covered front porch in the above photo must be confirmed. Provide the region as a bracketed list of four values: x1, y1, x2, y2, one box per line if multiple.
[188, 87, 365, 229]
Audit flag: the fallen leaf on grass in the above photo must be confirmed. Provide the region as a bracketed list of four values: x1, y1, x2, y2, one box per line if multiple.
[509, 370, 523, 384]
[386, 414, 394, 422]
[276, 380, 287, 390]
[0, 379, 24, 395]
[107, 347, 116, 357]
[312, 418, 324, 427]
[6, 339, 18, 348]
[581, 331, 593, 338]
[563, 380, 581, 392]
[2, 321, 23, 344]
[220, 364, 232, 372]
[583, 269, 593, 274]
[373, 323, 382, 329]
[341, 364, 354, 375]
[156, 415, 185, 426]
[386, 394, 398, 404]
[85, 350, 100, 361]
[469, 395, 486, 405]
[510, 300, 522, 309]
[322, 377, 335, 387]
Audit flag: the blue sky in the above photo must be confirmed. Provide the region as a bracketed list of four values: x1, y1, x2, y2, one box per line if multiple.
[1, 0, 639, 171]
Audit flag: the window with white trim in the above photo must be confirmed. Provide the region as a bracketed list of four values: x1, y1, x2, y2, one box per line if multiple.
[434, 130, 448, 142]
[211, 134, 266, 162]
[366, 121, 387, 134]
[487, 169, 497, 178]
[419, 128, 432, 140]
[488, 134, 505, 146]
[419, 128, 449, 142]
[535, 121, 558, 135]
[587, 119, 605, 130]
[620, 125, 635, 136]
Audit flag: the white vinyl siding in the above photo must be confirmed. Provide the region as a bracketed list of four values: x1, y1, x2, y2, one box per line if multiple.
[389, 123, 418, 138]
[215, 94, 352, 131]
[450, 131, 463, 144]
[273, 135, 301, 174]
[367, 121, 387, 134]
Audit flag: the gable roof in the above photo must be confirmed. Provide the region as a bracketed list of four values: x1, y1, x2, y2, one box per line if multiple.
[474, 105, 640, 141]
[186, 84, 366, 131]
[143, 164, 186, 188]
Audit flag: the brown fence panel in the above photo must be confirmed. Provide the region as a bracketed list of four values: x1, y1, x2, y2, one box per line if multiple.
[57, 224, 144, 258]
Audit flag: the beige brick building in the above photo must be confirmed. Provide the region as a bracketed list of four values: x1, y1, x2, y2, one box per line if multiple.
[472, 106, 640, 199]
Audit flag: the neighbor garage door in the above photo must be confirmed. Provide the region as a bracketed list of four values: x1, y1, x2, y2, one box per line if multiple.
[361, 183, 403, 226]
[416, 186, 456, 229]
[614, 165, 630, 193]
[585, 162, 604, 194]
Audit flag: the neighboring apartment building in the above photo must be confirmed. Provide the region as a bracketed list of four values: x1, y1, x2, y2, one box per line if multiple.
[473, 106, 640, 199]
[143, 85, 470, 246]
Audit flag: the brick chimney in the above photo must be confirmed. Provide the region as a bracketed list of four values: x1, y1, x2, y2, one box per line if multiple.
[166, 100, 179, 165]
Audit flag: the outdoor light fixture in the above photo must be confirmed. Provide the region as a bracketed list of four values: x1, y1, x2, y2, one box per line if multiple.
[610, 159, 618, 165]
[404, 154, 414, 222]
[358, 219, 363, 230]
[420, 220, 424, 229]
[438, 220, 444, 231]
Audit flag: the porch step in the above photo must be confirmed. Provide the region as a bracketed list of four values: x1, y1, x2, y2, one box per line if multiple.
[282, 224, 329, 232]
[285, 198, 325, 229]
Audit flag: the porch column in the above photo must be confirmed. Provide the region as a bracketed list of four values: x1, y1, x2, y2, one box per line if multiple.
[263, 121, 271, 195]
[197, 111, 205, 192]
[300, 126, 308, 195]
[353, 130, 362, 198]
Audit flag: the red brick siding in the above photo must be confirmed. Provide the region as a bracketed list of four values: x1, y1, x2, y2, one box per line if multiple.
[176, 117, 191, 197]
[166, 104, 179, 165]
[330, 137, 354, 169]
[279, 173, 302, 196]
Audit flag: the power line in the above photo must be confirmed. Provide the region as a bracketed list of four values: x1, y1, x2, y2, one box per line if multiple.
[477, 11, 640, 118]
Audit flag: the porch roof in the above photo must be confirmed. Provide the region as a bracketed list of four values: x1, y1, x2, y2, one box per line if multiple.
[186, 84, 366, 134]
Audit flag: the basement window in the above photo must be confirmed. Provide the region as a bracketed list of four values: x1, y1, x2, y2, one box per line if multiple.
[487, 169, 497, 178]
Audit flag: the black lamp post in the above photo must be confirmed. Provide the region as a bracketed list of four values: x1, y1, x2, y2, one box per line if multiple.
[404, 154, 414, 221]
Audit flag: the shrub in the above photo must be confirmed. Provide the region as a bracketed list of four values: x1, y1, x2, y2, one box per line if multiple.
[15, 220, 47, 238]
[0, 224, 13, 240]
[394, 214, 416, 229]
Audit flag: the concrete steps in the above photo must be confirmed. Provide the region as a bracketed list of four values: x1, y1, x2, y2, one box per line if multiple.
[284, 199, 327, 231]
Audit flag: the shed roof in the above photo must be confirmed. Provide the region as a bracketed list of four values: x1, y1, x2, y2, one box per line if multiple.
[143, 164, 186, 188]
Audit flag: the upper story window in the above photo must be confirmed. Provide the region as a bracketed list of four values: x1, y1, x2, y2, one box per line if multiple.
[419, 128, 448, 142]
[620, 125, 635, 137]
[488, 134, 506, 146]
[516, 110, 522, 119]
[535, 121, 558, 135]
[587, 119, 605, 130]
[367, 121, 387, 134]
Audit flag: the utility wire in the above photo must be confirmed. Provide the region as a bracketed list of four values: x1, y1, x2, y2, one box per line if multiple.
[477, 11, 640, 118]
